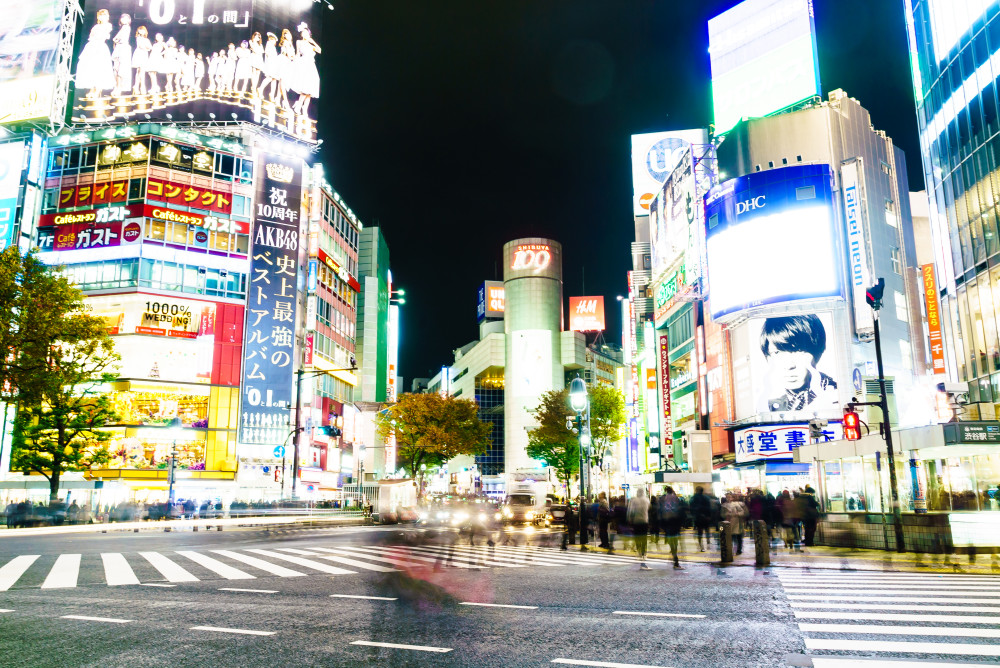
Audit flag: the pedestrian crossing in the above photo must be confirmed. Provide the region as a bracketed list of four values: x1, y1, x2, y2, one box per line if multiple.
[0, 542, 642, 591]
[778, 569, 1000, 665]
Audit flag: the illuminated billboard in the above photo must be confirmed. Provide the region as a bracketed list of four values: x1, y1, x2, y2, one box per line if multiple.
[630, 129, 707, 217]
[72, 0, 322, 143]
[477, 280, 504, 321]
[0, 1, 63, 124]
[708, 0, 821, 134]
[705, 164, 840, 320]
[649, 145, 698, 280]
[568, 296, 605, 332]
[0, 141, 25, 250]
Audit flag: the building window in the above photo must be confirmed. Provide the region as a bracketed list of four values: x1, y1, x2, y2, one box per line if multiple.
[768, 161, 774, 168]
[881, 161, 891, 175]
[894, 290, 908, 323]
[782, 157, 788, 165]
[885, 200, 897, 228]
[891, 247, 902, 275]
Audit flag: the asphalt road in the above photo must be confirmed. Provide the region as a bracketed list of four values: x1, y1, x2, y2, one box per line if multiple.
[0, 525, 997, 668]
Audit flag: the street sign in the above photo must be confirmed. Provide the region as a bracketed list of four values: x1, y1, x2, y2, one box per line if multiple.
[273, 445, 286, 458]
[943, 421, 1000, 444]
[852, 368, 863, 394]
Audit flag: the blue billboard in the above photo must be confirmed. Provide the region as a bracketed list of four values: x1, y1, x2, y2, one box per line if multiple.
[704, 164, 840, 320]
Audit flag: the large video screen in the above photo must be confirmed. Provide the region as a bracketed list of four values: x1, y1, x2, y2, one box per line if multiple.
[71, 0, 322, 142]
[630, 129, 707, 217]
[705, 164, 840, 320]
[708, 0, 820, 134]
[0, 1, 63, 124]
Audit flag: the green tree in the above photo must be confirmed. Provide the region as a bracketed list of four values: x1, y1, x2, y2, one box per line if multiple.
[526, 389, 580, 495]
[0, 247, 120, 501]
[587, 384, 627, 467]
[377, 392, 492, 491]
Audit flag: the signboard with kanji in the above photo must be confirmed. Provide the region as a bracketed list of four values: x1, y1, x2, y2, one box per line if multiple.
[734, 421, 843, 464]
[239, 152, 302, 446]
[922, 263, 946, 375]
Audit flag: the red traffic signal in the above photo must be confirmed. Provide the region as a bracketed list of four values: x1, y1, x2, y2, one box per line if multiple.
[843, 411, 861, 441]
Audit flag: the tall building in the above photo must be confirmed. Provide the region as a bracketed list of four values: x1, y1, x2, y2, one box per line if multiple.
[904, 1, 1000, 413]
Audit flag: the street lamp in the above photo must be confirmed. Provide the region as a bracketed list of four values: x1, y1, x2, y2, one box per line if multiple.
[163, 417, 184, 515]
[569, 375, 589, 497]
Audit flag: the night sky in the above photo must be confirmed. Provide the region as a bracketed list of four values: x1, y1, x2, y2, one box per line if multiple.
[314, 0, 920, 385]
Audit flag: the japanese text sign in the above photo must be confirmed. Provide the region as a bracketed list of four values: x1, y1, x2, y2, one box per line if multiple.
[57, 181, 128, 209]
[734, 422, 843, 464]
[147, 178, 232, 214]
[37, 220, 142, 252]
[922, 263, 946, 375]
[239, 152, 302, 446]
[659, 333, 673, 448]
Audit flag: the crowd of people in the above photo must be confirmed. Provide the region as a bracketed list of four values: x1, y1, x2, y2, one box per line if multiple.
[560, 485, 822, 568]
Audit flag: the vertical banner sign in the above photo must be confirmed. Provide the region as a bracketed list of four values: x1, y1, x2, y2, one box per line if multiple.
[659, 333, 673, 450]
[239, 153, 303, 446]
[0, 142, 25, 251]
[842, 160, 874, 339]
[922, 263, 947, 374]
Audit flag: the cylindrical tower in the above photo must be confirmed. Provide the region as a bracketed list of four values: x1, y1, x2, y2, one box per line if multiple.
[503, 238, 563, 472]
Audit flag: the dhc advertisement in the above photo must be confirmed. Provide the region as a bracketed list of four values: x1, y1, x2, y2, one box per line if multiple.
[704, 164, 840, 320]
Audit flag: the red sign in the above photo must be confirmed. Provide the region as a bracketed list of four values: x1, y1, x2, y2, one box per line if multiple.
[659, 333, 673, 448]
[569, 296, 606, 331]
[147, 178, 232, 214]
[922, 263, 946, 375]
[143, 204, 249, 235]
[39, 205, 132, 227]
[37, 219, 142, 251]
[317, 249, 361, 292]
[58, 181, 128, 209]
[305, 333, 314, 366]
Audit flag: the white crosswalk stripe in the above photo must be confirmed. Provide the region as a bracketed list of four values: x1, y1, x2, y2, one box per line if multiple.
[0, 540, 641, 591]
[779, 570, 1000, 663]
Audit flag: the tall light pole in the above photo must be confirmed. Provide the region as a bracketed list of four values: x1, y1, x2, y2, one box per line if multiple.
[569, 376, 589, 499]
[865, 278, 906, 553]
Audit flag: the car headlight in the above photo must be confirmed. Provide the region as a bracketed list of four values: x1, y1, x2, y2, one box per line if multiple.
[494, 512, 502, 521]
[453, 512, 469, 523]
[525, 511, 534, 520]
[502, 508, 513, 518]
[436, 511, 449, 520]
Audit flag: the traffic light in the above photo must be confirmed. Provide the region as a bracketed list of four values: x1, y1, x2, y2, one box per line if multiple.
[843, 409, 861, 441]
[866, 277, 885, 311]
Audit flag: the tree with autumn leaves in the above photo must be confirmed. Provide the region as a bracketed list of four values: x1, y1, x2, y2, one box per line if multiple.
[0, 248, 119, 502]
[526, 385, 626, 497]
[376, 392, 493, 492]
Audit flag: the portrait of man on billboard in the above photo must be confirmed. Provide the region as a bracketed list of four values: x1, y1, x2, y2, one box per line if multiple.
[72, 1, 322, 142]
[755, 314, 839, 413]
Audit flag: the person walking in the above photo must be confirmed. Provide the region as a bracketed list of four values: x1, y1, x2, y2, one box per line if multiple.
[690, 486, 712, 551]
[800, 486, 821, 546]
[660, 486, 684, 569]
[722, 493, 747, 555]
[613, 495, 630, 552]
[562, 502, 577, 550]
[597, 492, 612, 549]
[648, 494, 660, 549]
[627, 488, 651, 569]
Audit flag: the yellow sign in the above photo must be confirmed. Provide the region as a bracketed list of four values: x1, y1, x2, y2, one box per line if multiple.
[0, 76, 56, 124]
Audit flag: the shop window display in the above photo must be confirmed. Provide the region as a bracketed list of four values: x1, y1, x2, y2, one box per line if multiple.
[823, 461, 844, 512]
[840, 458, 867, 511]
[106, 434, 205, 471]
[113, 391, 208, 426]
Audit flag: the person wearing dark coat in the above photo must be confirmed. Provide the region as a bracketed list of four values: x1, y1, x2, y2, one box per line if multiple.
[689, 486, 712, 551]
[648, 494, 660, 547]
[597, 492, 612, 549]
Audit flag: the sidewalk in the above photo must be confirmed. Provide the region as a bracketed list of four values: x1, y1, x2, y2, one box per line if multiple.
[578, 531, 1000, 575]
[0, 512, 367, 539]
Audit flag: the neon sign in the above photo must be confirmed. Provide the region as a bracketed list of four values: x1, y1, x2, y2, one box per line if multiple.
[511, 244, 552, 273]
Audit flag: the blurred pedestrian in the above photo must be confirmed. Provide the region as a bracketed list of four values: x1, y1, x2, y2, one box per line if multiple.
[690, 486, 712, 552]
[627, 487, 651, 569]
[597, 492, 612, 549]
[722, 493, 747, 555]
[648, 494, 660, 549]
[613, 495, 630, 552]
[562, 503, 577, 550]
[660, 486, 684, 569]
[578, 496, 590, 550]
[800, 486, 820, 546]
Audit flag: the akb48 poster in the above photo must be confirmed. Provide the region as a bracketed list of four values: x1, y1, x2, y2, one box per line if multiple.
[72, 0, 322, 142]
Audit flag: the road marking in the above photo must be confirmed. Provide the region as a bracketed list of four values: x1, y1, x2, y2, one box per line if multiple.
[0, 555, 39, 591]
[218, 587, 278, 593]
[405, 545, 527, 568]
[191, 625, 275, 636]
[459, 602, 539, 609]
[177, 551, 256, 580]
[812, 659, 997, 667]
[61, 615, 131, 624]
[340, 545, 473, 569]
[101, 553, 140, 586]
[780, 581, 1000, 590]
[377, 545, 499, 568]
[140, 551, 198, 583]
[797, 623, 1000, 638]
[350, 640, 452, 653]
[790, 601, 1000, 612]
[140, 583, 176, 588]
[245, 549, 356, 575]
[787, 595, 1000, 604]
[551, 659, 674, 668]
[286, 548, 397, 573]
[330, 594, 398, 601]
[41, 554, 80, 589]
[612, 611, 706, 618]
[210, 550, 306, 577]
[804, 639, 1000, 657]
[317, 546, 431, 569]
[778, 573, 1000, 580]
[794, 610, 1000, 623]
[782, 588, 1000, 597]
[0, 609, 13, 613]
[446, 545, 566, 567]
